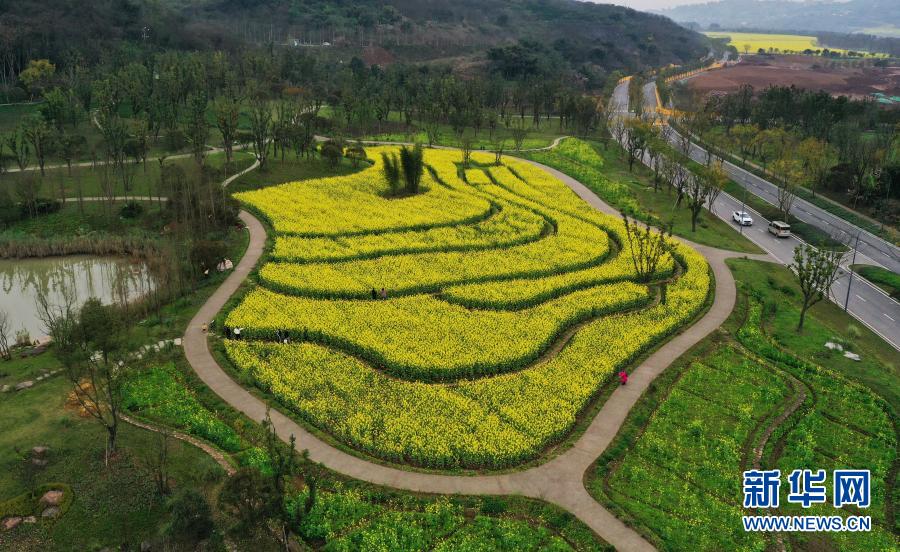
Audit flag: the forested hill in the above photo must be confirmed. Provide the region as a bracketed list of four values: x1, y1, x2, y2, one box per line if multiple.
[0, 0, 709, 78]
[659, 0, 900, 37]
[191, 0, 709, 70]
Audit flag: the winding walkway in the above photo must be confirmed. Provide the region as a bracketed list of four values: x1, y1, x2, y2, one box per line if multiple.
[183, 152, 772, 551]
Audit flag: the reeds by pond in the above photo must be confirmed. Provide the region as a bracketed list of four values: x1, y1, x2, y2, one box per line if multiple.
[0, 235, 161, 259]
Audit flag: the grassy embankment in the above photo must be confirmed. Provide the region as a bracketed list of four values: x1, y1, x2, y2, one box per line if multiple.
[852, 264, 900, 299]
[523, 137, 763, 254]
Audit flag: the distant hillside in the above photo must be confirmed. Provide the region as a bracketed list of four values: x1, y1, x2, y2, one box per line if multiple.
[0, 0, 709, 77]
[659, 0, 900, 37]
[191, 0, 710, 72]
[0, 0, 239, 64]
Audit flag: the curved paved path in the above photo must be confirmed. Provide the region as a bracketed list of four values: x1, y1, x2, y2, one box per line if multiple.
[184, 153, 773, 551]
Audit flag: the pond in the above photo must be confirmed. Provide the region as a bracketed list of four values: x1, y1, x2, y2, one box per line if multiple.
[0, 256, 155, 342]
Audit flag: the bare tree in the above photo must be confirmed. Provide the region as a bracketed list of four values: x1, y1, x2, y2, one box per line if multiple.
[492, 138, 507, 165]
[22, 116, 53, 176]
[791, 244, 842, 331]
[423, 119, 441, 148]
[772, 155, 802, 221]
[460, 132, 475, 167]
[510, 125, 528, 152]
[600, 98, 616, 149]
[37, 293, 129, 465]
[184, 93, 210, 166]
[684, 174, 706, 233]
[776, 181, 798, 223]
[149, 429, 171, 495]
[666, 154, 691, 206]
[622, 213, 672, 282]
[684, 160, 728, 232]
[624, 119, 651, 171]
[611, 118, 627, 147]
[705, 161, 726, 214]
[0, 310, 11, 360]
[645, 131, 667, 191]
[675, 92, 709, 156]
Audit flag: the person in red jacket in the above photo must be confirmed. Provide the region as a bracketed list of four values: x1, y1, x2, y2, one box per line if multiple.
[619, 371, 628, 385]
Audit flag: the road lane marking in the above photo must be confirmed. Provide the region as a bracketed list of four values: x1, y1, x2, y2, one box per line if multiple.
[856, 295, 866, 302]
[885, 314, 895, 322]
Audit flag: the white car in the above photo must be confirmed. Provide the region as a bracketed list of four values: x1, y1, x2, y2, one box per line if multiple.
[732, 211, 753, 226]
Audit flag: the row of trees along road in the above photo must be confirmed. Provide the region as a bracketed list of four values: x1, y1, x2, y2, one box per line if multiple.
[617, 87, 847, 334]
[614, 114, 728, 232]
[680, 83, 900, 227]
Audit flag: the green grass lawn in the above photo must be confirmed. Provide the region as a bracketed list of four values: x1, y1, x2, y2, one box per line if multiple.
[595, 343, 786, 550]
[0, 355, 225, 552]
[588, 257, 899, 551]
[524, 138, 763, 254]
[1, 201, 168, 239]
[0, 216, 253, 550]
[0, 103, 43, 132]
[1, 151, 255, 201]
[852, 264, 900, 299]
[339, 108, 564, 151]
[0, 301, 610, 551]
[228, 154, 364, 194]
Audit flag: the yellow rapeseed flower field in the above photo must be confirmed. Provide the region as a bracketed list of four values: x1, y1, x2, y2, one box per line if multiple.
[224, 146, 711, 468]
[704, 32, 852, 55]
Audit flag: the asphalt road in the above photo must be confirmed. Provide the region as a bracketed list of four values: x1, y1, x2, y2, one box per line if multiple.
[647, 78, 899, 276]
[612, 80, 630, 114]
[609, 79, 900, 350]
[669, 127, 900, 275]
[715, 191, 900, 350]
[642, 81, 657, 111]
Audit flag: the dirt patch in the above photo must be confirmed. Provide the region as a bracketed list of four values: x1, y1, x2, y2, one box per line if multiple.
[687, 55, 900, 99]
[362, 46, 396, 67]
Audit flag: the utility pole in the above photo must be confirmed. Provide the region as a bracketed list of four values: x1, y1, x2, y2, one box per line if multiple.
[739, 186, 747, 235]
[843, 231, 861, 312]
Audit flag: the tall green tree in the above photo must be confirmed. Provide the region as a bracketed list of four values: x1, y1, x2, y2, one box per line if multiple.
[248, 96, 272, 170]
[6, 128, 30, 171]
[22, 115, 53, 176]
[37, 296, 129, 464]
[214, 94, 242, 165]
[790, 244, 842, 331]
[184, 93, 210, 166]
[382, 151, 401, 195]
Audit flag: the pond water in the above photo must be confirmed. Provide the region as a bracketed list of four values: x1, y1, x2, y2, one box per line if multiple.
[0, 256, 155, 342]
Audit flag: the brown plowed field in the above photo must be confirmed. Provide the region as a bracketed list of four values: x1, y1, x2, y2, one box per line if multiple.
[687, 55, 900, 99]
